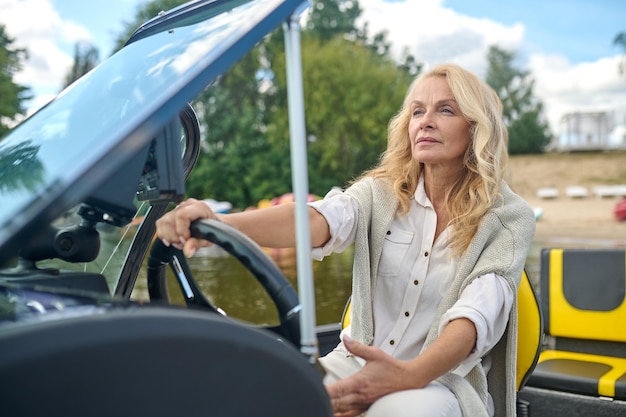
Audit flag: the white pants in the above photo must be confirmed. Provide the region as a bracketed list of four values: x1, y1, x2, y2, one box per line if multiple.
[319, 347, 462, 417]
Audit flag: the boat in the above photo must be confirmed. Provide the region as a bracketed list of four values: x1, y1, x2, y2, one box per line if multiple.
[0, 1, 329, 416]
[0, 1, 624, 416]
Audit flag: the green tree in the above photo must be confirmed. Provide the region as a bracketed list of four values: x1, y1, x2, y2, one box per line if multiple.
[304, 1, 420, 76]
[305, 0, 362, 41]
[398, 46, 421, 77]
[614, 31, 626, 75]
[360, 29, 420, 76]
[185, 50, 279, 208]
[112, 0, 420, 209]
[0, 25, 31, 138]
[268, 36, 413, 193]
[486, 45, 551, 154]
[62, 42, 100, 88]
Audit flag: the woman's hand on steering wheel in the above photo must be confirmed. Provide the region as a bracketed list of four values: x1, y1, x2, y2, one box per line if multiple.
[156, 198, 217, 257]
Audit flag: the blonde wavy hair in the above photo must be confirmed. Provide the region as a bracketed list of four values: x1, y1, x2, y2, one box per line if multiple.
[361, 63, 509, 255]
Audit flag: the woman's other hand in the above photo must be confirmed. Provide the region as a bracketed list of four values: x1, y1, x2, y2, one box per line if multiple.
[326, 336, 414, 417]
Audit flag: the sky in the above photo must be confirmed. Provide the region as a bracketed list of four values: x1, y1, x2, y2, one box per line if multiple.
[2, 0, 626, 137]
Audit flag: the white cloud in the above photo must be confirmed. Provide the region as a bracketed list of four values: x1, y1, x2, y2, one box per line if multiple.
[357, 0, 626, 135]
[1, 0, 92, 113]
[357, 0, 525, 76]
[530, 54, 626, 131]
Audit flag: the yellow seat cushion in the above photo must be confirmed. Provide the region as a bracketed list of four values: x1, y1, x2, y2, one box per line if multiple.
[532, 350, 626, 399]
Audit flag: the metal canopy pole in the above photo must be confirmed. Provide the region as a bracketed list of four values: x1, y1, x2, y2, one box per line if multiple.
[283, 10, 319, 362]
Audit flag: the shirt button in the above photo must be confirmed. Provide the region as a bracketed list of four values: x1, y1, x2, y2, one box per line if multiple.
[424, 251, 429, 257]
[413, 279, 419, 285]
[386, 230, 391, 235]
[389, 340, 395, 345]
[404, 311, 410, 317]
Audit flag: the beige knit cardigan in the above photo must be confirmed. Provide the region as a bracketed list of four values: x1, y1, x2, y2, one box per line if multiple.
[344, 177, 536, 417]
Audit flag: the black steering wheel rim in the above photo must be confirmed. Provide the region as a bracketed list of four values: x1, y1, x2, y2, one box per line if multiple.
[147, 218, 301, 347]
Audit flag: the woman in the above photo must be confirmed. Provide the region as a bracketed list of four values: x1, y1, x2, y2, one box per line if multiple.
[155, 63, 536, 417]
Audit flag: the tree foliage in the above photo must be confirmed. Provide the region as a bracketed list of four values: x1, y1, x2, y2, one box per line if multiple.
[305, 0, 362, 41]
[486, 45, 551, 154]
[0, 25, 31, 138]
[185, 49, 277, 207]
[62, 42, 100, 88]
[188, 0, 415, 208]
[111, 0, 418, 209]
[269, 35, 412, 193]
[614, 31, 626, 75]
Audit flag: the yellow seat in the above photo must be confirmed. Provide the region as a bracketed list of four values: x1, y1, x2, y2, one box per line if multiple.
[342, 268, 542, 391]
[528, 248, 626, 399]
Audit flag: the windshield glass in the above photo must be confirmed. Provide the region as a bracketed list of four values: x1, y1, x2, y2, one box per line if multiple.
[0, 0, 302, 252]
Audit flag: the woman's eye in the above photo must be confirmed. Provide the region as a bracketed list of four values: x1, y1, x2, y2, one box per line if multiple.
[412, 109, 423, 116]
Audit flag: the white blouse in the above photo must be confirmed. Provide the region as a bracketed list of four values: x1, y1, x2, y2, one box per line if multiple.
[310, 177, 513, 377]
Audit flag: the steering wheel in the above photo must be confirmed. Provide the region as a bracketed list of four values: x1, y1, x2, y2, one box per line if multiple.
[147, 218, 301, 347]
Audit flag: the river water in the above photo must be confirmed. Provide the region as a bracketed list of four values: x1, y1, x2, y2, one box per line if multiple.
[147, 236, 626, 327]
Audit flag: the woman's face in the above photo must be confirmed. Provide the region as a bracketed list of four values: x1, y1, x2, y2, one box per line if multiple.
[408, 76, 472, 170]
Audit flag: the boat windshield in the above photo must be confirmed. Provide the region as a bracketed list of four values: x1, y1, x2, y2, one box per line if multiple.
[0, 0, 305, 262]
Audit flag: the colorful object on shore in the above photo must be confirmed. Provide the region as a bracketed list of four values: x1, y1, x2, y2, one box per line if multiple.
[204, 198, 233, 214]
[254, 193, 319, 209]
[615, 198, 626, 222]
[269, 192, 319, 206]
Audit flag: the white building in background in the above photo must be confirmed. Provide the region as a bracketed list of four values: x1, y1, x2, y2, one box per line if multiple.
[554, 111, 626, 152]
[556, 112, 610, 151]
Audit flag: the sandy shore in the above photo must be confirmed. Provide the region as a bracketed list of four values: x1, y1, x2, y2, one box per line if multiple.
[506, 152, 626, 246]
[525, 196, 626, 244]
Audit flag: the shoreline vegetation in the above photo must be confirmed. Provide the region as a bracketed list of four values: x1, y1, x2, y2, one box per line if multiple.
[508, 151, 626, 244]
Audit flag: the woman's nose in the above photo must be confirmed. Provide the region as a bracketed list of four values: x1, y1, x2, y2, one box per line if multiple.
[418, 110, 435, 130]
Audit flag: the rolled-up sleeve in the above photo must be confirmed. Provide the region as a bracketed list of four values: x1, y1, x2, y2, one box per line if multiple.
[438, 273, 514, 376]
[308, 189, 358, 261]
